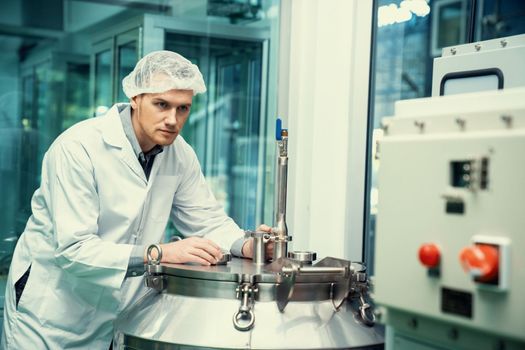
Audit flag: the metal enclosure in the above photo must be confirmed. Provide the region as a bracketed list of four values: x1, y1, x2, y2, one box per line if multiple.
[432, 34, 525, 96]
[374, 87, 525, 350]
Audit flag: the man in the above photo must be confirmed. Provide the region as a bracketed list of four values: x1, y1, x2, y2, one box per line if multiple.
[1, 50, 270, 349]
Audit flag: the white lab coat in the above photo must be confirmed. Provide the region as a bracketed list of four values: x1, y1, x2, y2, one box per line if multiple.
[1, 104, 244, 349]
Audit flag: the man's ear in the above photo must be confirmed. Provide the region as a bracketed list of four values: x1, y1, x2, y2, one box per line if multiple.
[130, 95, 140, 109]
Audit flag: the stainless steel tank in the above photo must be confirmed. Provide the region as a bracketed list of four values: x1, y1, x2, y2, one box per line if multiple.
[114, 256, 384, 349]
[113, 120, 384, 349]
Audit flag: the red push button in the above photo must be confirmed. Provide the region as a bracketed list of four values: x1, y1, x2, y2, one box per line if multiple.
[418, 243, 441, 268]
[459, 244, 499, 282]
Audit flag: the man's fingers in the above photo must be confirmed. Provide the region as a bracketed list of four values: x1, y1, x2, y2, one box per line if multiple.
[190, 247, 218, 264]
[257, 224, 272, 232]
[201, 239, 222, 256]
[187, 254, 212, 266]
[186, 237, 222, 256]
[192, 240, 222, 259]
[204, 238, 222, 252]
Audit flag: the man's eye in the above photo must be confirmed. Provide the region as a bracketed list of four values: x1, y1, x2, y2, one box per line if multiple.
[156, 102, 168, 109]
[178, 105, 190, 112]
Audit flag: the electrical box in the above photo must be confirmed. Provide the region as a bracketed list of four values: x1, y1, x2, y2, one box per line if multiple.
[374, 87, 525, 350]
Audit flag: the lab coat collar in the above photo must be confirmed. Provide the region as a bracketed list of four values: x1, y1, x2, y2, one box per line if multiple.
[101, 103, 166, 185]
[101, 103, 130, 149]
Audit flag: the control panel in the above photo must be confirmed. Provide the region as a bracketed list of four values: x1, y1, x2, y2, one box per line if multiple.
[374, 88, 525, 350]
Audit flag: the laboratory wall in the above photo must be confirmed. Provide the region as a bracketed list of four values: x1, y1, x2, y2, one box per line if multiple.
[277, 0, 373, 261]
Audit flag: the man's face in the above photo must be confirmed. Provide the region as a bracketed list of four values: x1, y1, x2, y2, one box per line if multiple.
[130, 89, 193, 151]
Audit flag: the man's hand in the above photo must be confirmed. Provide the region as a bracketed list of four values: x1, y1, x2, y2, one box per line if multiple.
[242, 224, 274, 260]
[146, 237, 223, 266]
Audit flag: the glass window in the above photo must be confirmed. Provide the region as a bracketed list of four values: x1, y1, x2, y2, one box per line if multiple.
[95, 49, 112, 114]
[165, 34, 263, 229]
[117, 41, 138, 103]
[365, 0, 525, 274]
[478, 0, 525, 40]
[64, 62, 90, 130]
[433, 0, 467, 55]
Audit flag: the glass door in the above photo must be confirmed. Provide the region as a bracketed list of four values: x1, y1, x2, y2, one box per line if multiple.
[91, 28, 140, 113]
[116, 29, 140, 103]
[93, 39, 113, 116]
[15, 53, 90, 240]
[215, 48, 262, 228]
[165, 33, 264, 229]
[87, 12, 276, 233]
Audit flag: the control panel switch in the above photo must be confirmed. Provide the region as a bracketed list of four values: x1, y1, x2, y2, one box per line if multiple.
[459, 244, 499, 283]
[459, 235, 509, 291]
[419, 243, 441, 268]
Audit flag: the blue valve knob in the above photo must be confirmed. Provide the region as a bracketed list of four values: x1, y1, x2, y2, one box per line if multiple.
[276, 118, 282, 141]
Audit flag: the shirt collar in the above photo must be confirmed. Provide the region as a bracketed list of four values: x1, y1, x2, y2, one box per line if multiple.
[119, 105, 164, 159]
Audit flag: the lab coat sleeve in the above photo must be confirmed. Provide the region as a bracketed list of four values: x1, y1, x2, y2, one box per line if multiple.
[171, 149, 245, 254]
[48, 140, 134, 289]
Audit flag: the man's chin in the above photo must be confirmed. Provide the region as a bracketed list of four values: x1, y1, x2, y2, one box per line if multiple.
[157, 135, 178, 146]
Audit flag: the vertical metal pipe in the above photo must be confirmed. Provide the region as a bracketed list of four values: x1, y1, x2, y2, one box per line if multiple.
[274, 155, 288, 259]
[274, 129, 289, 260]
[252, 232, 266, 265]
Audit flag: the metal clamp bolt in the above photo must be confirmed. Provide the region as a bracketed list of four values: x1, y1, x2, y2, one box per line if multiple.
[233, 283, 258, 331]
[359, 293, 376, 326]
[147, 244, 162, 265]
[501, 115, 513, 128]
[455, 118, 466, 130]
[414, 121, 425, 133]
[145, 244, 166, 291]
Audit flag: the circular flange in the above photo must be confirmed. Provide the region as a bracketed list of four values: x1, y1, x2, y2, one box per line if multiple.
[287, 251, 317, 264]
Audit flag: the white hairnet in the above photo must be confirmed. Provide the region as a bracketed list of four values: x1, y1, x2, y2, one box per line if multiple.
[122, 50, 206, 98]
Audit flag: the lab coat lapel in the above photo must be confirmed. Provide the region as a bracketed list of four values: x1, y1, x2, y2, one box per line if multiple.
[101, 104, 147, 185]
[121, 150, 147, 184]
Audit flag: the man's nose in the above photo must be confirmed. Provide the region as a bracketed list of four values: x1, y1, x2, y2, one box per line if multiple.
[165, 109, 177, 126]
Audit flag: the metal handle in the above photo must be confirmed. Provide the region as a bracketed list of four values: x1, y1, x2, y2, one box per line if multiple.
[276, 118, 283, 140]
[232, 309, 255, 331]
[359, 294, 375, 326]
[147, 244, 162, 265]
[233, 283, 257, 331]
